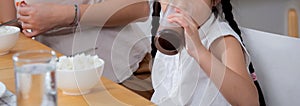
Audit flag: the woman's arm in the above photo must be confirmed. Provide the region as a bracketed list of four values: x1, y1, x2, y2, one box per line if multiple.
[79, 0, 150, 27]
[0, 0, 17, 26]
[18, 0, 149, 37]
[168, 8, 259, 105]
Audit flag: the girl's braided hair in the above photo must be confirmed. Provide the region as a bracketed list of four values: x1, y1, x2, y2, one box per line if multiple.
[220, 1, 266, 105]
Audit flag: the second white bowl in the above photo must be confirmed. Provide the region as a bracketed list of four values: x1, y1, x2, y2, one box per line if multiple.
[57, 58, 104, 95]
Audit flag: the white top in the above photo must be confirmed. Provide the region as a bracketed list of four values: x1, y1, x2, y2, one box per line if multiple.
[151, 14, 251, 105]
[23, 0, 151, 83]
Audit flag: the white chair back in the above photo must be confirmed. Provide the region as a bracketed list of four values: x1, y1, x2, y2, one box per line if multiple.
[241, 28, 300, 106]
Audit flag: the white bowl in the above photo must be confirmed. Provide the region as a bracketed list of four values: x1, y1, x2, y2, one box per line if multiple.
[0, 26, 20, 55]
[57, 58, 104, 95]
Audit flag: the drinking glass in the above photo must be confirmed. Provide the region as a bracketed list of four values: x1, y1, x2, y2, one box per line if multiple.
[154, 0, 211, 55]
[13, 50, 57, 106]
[154, 1, 189, 55]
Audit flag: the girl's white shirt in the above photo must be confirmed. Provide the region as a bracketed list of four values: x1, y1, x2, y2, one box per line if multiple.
[21, 0, 151, 83]
[151, 14, 251, 105]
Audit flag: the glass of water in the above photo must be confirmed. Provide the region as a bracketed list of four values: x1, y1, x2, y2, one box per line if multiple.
[13, 50, 57, 106]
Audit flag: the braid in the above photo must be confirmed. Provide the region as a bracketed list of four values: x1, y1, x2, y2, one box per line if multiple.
[221, 0, 242, 41]
[151, 1, 161, 58]
[221, 1, 266, 105]
[221, 0, 256, 77]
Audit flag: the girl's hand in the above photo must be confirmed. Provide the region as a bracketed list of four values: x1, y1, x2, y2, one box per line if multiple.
[18, 3, 74, 37]
[167, 8, 206, 59]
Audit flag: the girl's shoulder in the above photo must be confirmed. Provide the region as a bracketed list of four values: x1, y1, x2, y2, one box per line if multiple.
[199, 14, 243, 48]
[199, 14, 251, 69]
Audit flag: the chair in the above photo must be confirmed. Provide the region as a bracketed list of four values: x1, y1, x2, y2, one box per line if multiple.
[241, 28, 300, 106]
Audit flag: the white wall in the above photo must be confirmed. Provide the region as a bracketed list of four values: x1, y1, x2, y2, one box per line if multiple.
[232, 0, 300, 36]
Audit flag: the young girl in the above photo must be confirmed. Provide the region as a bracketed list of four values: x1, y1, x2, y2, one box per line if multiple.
[151, 0, 259, 105]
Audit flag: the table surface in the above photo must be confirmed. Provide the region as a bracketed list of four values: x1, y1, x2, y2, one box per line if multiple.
[0, 34, 154, 106]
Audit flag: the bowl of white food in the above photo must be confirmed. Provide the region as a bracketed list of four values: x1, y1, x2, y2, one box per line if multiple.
[56, 54, 104, 95]
[0, 26, 20, 55]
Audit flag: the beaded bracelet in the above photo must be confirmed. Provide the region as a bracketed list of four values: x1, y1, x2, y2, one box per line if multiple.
[70, 4, 80, 26]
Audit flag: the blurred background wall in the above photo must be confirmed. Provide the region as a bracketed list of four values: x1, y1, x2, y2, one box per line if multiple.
[232, 0, 300, 37]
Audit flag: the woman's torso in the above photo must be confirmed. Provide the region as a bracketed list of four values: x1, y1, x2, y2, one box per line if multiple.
[19, 0, 151, 83]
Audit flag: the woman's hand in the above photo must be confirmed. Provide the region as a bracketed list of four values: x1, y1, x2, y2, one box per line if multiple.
[18, 3, 74, 37]
[167, 8, 206, 59]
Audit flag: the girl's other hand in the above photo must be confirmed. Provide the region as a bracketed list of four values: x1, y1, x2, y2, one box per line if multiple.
[167, 8, 206, 58]
[18, 2, 74, 37]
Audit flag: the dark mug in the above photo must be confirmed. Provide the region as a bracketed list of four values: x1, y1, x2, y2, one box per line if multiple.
[155, 27, 185, 55]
